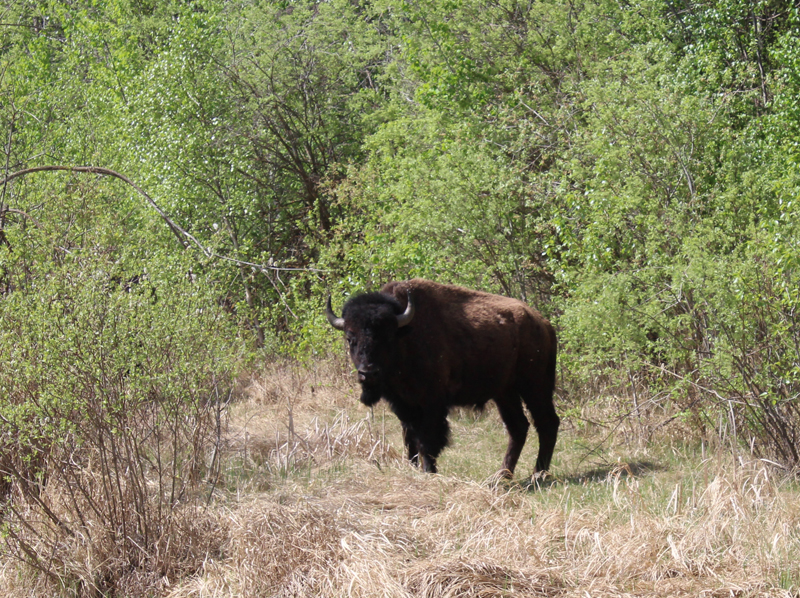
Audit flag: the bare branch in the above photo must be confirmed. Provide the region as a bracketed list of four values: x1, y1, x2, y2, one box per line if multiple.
[0, 165, 326, 274]
[0, 165, 189, 247]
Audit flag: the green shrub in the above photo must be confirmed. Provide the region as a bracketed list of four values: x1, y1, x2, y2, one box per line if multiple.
[0, 249, 242, 595]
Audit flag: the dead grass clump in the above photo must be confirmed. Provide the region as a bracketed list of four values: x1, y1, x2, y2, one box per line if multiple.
[277, 410, 402, 467]
[241, 357, 354, 409]
[226, 361, 404, 477]
[240, 366, 305, 406]
[229, 501, 343, 596]
[148, 455, 800, 597]
[544, 457, 800, 593]
[11, 357, 800, 597]
[226, 407, 402, 476]
[404, 558, 560, 598]
[222, 364, 800, 597]
[646, 457, 800, 584]
[1, 491, 229, 598]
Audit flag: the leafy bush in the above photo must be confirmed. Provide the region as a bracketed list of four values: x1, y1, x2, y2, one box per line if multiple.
[0, 248, 241, 595]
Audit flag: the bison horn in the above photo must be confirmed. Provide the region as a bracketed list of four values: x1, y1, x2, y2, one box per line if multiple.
[325, 297, 345, 330]
[396, 290, 415, 328]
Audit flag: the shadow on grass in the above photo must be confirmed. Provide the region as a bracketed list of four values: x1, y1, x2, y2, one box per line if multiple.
[522, 460, 666, 492]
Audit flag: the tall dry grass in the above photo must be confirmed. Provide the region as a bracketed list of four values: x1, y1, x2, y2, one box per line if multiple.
[3, 358, 799, 597]
[173, 360, 800, 598]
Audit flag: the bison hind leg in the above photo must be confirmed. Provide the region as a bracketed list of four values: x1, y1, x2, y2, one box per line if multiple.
[529, 399, 559, 472]
[495, 396, 530, 477]
[520, 386, 559, 473]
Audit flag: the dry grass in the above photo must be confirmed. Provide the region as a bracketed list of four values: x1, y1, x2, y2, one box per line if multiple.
[223, 358, 403, 486]
[4, 358, 800, 597]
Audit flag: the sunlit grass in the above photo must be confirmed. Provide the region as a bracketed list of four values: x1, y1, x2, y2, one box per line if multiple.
[193, 362, 800, 597]
[4, 359, 799, 597]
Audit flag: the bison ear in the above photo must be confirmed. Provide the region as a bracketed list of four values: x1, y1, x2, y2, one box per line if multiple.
[325, 297, 345, 330]
[396, 290, 415, 328]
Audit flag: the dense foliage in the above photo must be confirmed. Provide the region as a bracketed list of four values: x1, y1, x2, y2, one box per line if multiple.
[1, 0, 800, 590]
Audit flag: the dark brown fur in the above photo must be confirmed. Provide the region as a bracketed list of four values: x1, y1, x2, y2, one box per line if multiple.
[334, 278, 559, 476]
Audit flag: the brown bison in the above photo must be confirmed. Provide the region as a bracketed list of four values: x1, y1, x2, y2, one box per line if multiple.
[326, 279, 559, 477]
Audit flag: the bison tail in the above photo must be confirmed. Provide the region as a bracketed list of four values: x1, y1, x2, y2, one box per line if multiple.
[546, 339, 557, 395]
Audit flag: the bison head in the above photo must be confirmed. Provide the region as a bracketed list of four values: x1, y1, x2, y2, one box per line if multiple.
[326, 291, 414, 405]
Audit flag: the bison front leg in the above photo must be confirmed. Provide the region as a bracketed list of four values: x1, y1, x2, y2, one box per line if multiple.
[401, 422, 421, 467]
[416, 410, 450, 474]
[393, 404, 449, 474]
[401, 420, 440, 473]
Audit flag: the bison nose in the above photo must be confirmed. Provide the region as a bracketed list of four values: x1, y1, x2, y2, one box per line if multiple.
[357, 367, 380, 383]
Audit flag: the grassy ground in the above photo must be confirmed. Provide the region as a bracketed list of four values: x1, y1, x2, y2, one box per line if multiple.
[4, 359, 799, 597]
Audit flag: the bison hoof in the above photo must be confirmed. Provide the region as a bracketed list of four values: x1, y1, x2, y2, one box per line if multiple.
[530, 470, 552, 485]
[421, 457, 437, 474]
[485, 469, 514, 486]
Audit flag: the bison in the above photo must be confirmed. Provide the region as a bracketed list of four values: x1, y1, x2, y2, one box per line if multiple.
[326, 278, 559, 477]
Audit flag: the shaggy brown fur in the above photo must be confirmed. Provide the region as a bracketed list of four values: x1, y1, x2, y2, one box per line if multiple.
[328, 279, 559, 476]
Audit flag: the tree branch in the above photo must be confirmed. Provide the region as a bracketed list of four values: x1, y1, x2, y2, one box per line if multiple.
[0, 165, 326, 275]
[0, 165, 189, 247]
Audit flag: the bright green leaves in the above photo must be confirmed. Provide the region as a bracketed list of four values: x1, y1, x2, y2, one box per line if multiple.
[2, 0, 800, 469]
[559, 46, 723, 273]
[663, 0, 794, 121]
[320, 109, 555, 305]
[394, 0, 628, 114]
[111, 0, 400, 342]
[0, 195, 241, 591]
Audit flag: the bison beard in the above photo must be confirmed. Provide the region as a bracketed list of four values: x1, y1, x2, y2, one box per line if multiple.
[326, 279, 559, 477]
[359, 382, 382, 407]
